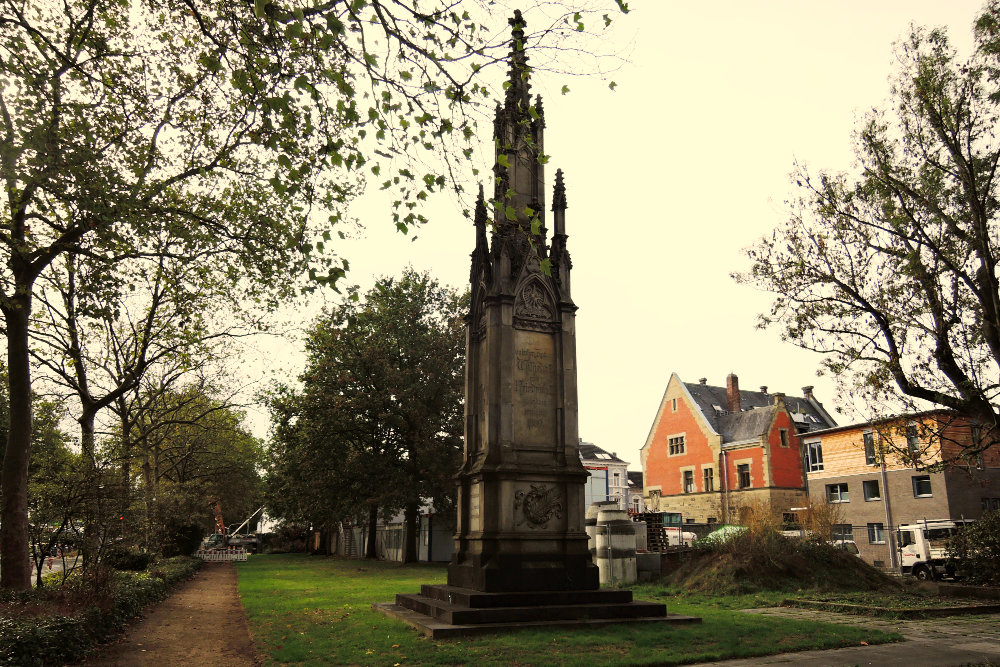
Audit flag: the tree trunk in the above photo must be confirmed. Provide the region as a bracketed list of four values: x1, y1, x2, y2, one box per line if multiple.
[142, 455, 154, 554]
[403, 501, 419, 564]
[1, 297, 33, 589]
[78, 409, 105, 572]
[364, 504, 378, 559]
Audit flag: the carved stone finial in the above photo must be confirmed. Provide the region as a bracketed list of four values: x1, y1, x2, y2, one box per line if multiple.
[552, 169, 567, 211]
[509, 10, 526, 39]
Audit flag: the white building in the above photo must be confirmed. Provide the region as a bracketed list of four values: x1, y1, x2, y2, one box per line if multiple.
[579, 440, 630, 510]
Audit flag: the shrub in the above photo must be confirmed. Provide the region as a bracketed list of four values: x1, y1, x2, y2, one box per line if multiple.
[0, 556, 201, 665]
[948, 510, 1000, 586]
[103, 546, 154, 571]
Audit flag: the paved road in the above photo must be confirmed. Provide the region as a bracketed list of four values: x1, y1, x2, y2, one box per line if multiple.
[692, 606, 1000, 666]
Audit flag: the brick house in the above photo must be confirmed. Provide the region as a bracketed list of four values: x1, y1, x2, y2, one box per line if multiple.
[803, 410, 1000, 569]
[640, 373, 837, 523]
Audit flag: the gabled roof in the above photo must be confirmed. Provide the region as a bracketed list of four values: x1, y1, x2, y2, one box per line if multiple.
[718, 406, 777, 443]
[579, 440, 627, 465]
[684, 381, 836, 435]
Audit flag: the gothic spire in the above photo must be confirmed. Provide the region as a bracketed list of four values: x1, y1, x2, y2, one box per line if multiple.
[470, 183, 490, 284]
[493, 11, 545, 229]
[552, 169, 567, 216]
[505, 10, 531, 111]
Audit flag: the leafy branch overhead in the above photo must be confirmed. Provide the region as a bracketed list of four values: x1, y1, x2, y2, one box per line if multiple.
[0, 0, 628, 589]
[738, 0, 1000, 461]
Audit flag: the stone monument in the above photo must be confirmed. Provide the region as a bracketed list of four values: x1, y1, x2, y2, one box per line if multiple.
[375, 12, 697, 637]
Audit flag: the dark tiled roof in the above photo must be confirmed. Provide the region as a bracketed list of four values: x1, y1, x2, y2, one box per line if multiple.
[683, 382, 836, 436]
[578, 440, 626, 464]
[627, 471, 643, 488]
[718, 406, 776, 443]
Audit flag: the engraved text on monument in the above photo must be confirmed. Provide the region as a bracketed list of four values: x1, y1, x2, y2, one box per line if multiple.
[512, 330, 557, 447]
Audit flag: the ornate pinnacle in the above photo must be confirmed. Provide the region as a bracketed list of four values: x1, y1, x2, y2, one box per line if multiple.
[552, 169, 567, 212]
[474, 183, 488, 226]
[505, 10, 530, 109]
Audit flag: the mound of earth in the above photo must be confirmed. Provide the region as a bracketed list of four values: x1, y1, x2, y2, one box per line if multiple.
[663, 536, 900, 594]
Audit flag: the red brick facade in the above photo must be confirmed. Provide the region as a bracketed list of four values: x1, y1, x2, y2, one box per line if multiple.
[641, 373, 834, 523]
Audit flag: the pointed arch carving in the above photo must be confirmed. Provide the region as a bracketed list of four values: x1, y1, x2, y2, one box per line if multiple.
[513, 277, 559, 332]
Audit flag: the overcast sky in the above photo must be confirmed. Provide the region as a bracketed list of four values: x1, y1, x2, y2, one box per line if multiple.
[246, 1, 986, 470]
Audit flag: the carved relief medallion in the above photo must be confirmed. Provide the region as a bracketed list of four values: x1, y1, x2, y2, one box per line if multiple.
[513, 280, 559, 332]
[514, 484, 563, 529]
[515, 283, 554, 319]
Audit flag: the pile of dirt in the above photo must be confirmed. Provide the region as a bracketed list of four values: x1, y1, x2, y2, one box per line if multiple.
[663, 535, 901, 594]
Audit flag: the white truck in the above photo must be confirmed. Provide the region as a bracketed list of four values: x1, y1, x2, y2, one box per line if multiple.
[896, 519, 974, 580]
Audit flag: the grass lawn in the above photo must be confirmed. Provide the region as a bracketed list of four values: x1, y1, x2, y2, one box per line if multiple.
[237, 554, 901, 666]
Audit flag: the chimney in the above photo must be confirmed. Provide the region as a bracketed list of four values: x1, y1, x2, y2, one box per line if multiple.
[773, 392, 786, 409]
[802, 386, 814, 399]
[699, 377, 707, 384]
[726, 373, 741, 413]
[760, 386, 768, 394]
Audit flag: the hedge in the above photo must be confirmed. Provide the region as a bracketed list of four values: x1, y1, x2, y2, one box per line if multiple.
[0, 556, 201, 666]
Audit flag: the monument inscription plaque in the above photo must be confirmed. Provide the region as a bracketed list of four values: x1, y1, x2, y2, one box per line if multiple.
[512, 330, 556, 448]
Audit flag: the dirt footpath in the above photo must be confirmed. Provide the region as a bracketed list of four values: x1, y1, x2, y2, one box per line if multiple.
[85, 563, 259, 666]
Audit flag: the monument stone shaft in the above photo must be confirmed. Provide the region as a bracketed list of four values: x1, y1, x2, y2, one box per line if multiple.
[447, 12, 598, 593]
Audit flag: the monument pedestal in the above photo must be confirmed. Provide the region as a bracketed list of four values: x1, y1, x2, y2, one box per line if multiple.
[375, 584, 700, 639]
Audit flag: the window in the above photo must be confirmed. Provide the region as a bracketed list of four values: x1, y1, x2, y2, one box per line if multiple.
[707, 517, 717, 524]
[832, 524, 853, 541]
[826, 482, 849, 503]
[912, 475, 932, 498]
[737, 464, 751, 489]
[668, 435, 685, 456]
[982, 498, 1000, 511]
[671, 398, 678, 412]
[779, 429, 789, 448]
[806, 441, 824, 472]
[703, 468, 714, 492]
[683, 470, 694, 494]
[862, 479, 881, 501]
[613, 472, 620, 486]
[867, 522, 886, 544]
[907, 424, 921, 461]
[864, 431, 877, 465]
[685, 518, 695, 524]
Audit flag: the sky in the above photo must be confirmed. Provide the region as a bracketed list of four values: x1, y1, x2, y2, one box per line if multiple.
[245, 1, 987, 471]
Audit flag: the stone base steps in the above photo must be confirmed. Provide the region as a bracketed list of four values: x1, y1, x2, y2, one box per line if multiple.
[373, 584, 700, 639]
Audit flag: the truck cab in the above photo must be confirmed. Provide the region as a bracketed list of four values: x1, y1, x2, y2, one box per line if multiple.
[897, 519, 973, 580]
